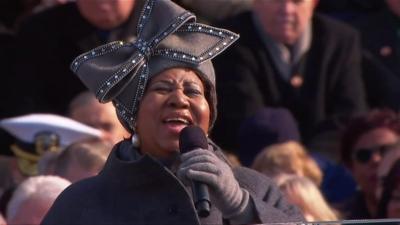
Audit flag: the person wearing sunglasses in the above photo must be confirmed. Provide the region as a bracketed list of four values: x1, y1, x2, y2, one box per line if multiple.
[340, 108, 400, 220]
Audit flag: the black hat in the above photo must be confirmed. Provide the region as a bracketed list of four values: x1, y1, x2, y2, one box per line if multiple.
[71, 0, 239, 133]
[238, 107, 301, 166]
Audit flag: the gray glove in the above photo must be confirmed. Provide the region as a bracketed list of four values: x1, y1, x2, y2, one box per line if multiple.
[177, 149, 251, 220]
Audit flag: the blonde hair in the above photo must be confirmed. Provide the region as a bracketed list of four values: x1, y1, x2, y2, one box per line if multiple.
[222, 150, 242, 167]
[251, 141, 322, 186]
[277, 175, 339, 222]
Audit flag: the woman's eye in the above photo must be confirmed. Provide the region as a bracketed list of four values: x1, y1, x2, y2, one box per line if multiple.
[152, 85, 171, 93]
[185, 88, 202, 96]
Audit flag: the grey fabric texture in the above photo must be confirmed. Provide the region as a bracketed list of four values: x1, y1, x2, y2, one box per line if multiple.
[41, 140, 305, 225]
[69, 0, 239, 133]
[177, 149, 251, 221]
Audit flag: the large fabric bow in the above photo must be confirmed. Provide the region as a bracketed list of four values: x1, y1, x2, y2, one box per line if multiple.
[70, 0, 239, 132]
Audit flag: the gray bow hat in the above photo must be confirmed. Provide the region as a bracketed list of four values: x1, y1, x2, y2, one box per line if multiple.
[70, 0, 239, 133]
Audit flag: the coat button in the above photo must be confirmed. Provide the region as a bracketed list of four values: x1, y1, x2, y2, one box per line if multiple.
[168, 204, 178, 215]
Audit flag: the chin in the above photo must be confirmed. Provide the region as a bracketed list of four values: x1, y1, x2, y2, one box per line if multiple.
[158, 149, 180, 160]
[161, 145, 180, 156]
[96, 19, 121, 30]
[281, 36, 297, 45]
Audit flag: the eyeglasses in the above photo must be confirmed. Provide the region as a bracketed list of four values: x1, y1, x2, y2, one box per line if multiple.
[352, 142, 400, 164]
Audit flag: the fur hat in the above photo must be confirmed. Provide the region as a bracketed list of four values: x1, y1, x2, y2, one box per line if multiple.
[71, 0, 239, 133]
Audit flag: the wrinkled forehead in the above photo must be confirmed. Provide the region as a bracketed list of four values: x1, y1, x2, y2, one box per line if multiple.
[252, 0, 318, 9]
[148, 67, 200, 83]
[147, 56, 215, 88]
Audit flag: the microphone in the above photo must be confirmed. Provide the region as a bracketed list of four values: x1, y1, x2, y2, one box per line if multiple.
[179, 126, 211, 218]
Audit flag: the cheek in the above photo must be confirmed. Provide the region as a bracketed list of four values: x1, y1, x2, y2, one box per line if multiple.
[193, 100, 210, 132]
[352, 164, 370, 181]
[352, 163, 379, 192]
[296, 4, 314, 25]
[114, 1, 134, 18]
[136, 95, 160, 129]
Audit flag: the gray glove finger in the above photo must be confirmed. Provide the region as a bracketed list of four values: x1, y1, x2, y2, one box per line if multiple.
[180, 148, 216, 162]
[185, 169, 220, 188]
[180, 148, 251, 220]
[181, 161, 220, 176]
[177, 161, 219, 182]
[180, 154, 218, 169]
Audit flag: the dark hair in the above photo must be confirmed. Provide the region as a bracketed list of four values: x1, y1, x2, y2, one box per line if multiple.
[377, 159, 400, 218]
[340, 109, 400, 166]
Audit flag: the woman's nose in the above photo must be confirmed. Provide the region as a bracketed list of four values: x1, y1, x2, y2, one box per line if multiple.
[371, 151, 383, 165]
[279, 0, 297, 13]
[167, 89, 189, 108]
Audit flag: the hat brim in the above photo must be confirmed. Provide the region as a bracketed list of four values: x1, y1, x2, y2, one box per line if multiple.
[0, 114, 103, 146]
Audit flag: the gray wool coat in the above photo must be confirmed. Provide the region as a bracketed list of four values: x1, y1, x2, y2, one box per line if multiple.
[41, 140, 303, 225]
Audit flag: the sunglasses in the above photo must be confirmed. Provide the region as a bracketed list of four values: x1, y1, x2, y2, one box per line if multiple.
[352, 143, 399, 164]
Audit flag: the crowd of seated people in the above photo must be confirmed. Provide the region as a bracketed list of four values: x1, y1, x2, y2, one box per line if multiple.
[339, 109, 400, 219]
[0, 0, 400, 224]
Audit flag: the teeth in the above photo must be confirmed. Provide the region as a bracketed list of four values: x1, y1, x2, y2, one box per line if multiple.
[165, 118, 189, 124]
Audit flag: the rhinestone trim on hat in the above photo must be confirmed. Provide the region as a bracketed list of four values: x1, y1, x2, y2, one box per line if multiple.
[154, 23, 238, 64]
[114, 65, 149, 130]
[71, 41, 126, 73]
[71, 0, 239, 132]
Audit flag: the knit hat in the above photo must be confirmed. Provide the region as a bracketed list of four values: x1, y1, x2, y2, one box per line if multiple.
[238, 107, 301, 166]
[71, 0, 239, 133]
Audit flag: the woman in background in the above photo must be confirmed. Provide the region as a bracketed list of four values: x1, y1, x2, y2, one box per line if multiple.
[252, 141, 323, 186]
[277, 175, 340, 222]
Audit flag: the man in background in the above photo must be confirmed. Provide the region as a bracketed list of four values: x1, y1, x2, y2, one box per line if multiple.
[15, 0, 140, 115]
[353, 0, 400, 110]
[68, 91, 129, 145]
[53, 138, 112, 183]
[212, 0, 367, 160]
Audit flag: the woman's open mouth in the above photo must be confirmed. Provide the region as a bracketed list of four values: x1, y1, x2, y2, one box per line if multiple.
[163, 117, 192, 134]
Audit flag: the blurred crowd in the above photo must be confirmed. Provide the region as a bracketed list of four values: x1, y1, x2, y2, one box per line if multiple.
[0, 0, 400, 224]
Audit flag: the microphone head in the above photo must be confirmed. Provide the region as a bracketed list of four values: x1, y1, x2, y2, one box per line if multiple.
[179, 126, 208, 153]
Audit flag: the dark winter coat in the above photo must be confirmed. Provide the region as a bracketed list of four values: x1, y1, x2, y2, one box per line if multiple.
[41, 140, 303, 225]
[353, 8, 400, 110]
[14, 2, 143, 115]
[212, 12, 367, 156]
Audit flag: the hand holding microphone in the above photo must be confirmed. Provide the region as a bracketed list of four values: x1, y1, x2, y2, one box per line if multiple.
[178, 126, 250, 220]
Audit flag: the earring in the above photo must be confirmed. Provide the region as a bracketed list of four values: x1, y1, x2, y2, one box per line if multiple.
[131, 134, 140, 148]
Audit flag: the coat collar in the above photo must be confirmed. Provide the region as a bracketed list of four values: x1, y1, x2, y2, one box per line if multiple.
[99, 139, 230, 187]
[99, 140, 182, 187]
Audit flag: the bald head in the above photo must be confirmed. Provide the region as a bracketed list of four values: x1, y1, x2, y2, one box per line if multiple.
[386, 0, 400, 17]
[76, 0, 136, 30]
[252, 0, 318, 45]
